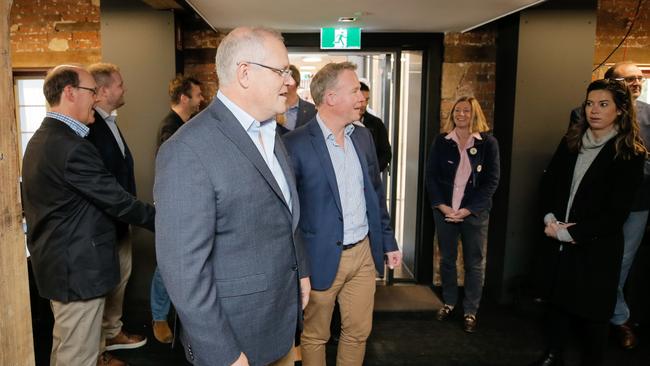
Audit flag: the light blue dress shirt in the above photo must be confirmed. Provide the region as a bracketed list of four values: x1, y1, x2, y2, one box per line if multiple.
[283, 100, 299, 131]
[95, 107, 126, 157]
[316, 114, 368, 245]
[46, 111, 89, 138]
[217, 91, 292, 211]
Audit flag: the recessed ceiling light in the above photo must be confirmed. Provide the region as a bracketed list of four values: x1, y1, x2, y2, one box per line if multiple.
[338, 17, 357, 23]
[300, 66, 316, 70]
[302, 56, 322, 63]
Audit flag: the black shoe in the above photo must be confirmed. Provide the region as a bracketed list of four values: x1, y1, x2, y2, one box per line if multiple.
[463, 314, 477, 333]
[529, 351, 564, 366]
[436, 305, 453, 321]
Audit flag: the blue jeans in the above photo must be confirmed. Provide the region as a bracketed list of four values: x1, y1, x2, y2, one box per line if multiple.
[433, 209, 489, 315]
[610, 210, 648, 325]
[150, 266, 171, 321]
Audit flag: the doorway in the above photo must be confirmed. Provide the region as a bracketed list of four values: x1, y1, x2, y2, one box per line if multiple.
[288, 51, 424, 282]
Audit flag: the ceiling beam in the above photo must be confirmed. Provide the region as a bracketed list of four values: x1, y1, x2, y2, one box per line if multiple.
[141, 0, 183, 10]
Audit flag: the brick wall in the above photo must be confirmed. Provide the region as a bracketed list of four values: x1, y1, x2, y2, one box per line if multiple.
[10, 0, 101, 68]
[440, 25, 497, 131]
[179, 13, 223, 102]
[593, 0, 650, 76]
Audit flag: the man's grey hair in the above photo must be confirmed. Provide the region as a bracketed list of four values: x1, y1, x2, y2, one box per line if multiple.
[310, 62, 357, 106]
[215, 27, 284, 86]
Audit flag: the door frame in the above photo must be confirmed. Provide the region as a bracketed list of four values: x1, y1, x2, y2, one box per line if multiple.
[283, 33, 443, 284]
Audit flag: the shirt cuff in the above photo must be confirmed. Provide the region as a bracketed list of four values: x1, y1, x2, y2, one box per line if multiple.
[544, 213, 557, 225]
[556, 227, 574, 243]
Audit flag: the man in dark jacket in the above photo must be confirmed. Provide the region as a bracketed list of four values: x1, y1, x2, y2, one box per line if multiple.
[276, 65, 316, 135]
[359, 82, 392, 172]
[87, 63, 148, 358]
[22, 65, 155, 366]
[151, 75, 204, 344]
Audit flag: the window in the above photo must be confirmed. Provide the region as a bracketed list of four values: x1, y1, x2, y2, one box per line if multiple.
[14, 76, 47, 159]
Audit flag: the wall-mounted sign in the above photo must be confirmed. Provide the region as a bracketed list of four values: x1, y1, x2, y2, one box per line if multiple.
[320, 28, 361, 50]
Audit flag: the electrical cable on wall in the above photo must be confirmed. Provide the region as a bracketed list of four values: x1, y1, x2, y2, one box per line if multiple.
[592, 0, 646, 72]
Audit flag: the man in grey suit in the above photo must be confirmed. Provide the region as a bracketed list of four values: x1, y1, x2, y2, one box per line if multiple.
[154, 27, 311, 366]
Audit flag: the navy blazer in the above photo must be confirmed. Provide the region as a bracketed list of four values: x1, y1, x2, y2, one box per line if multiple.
[277, 98, 317, 136]
[283, 118, 398, 290]
[425, 132, 500, 214]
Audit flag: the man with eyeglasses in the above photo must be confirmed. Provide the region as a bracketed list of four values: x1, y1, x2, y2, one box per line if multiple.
[22, 65, 155, 366]
[569, 61, 649, 350]
[86, 63, 148, 364]
[155, 27, 310, 366]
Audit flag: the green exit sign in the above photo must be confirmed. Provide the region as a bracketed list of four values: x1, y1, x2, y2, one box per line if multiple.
[320, 28, 361, 50]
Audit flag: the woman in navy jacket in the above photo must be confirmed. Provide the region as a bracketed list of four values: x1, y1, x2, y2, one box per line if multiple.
[425, 96, 500, 333]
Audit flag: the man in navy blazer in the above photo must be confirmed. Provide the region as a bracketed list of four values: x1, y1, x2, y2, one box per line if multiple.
[284, 62, 401, 366]
[276, 65, 316, 135]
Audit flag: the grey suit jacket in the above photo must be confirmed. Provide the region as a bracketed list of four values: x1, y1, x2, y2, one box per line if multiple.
[154, 97, 309, 366]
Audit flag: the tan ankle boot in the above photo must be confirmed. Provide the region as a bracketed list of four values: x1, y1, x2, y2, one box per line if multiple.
[152, 320, 173, 343]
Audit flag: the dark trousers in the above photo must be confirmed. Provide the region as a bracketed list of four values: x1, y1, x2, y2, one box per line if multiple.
[545, 305, 609, 366]
[433, 209, 489, 315]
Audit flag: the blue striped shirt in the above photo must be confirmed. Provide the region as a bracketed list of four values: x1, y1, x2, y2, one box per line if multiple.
[316, 114, 368, 245]
[46, 111, 89, 138]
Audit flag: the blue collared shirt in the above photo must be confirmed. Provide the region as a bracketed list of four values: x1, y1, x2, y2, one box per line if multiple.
[217, 91, 292, 211]
[95, 107, 126, 157]
[316, 114, 368, 245]
[46, 111, 89, 138]
[283, 100, 299, 131]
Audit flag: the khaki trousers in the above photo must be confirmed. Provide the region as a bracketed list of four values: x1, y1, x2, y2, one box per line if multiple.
[50, 297, 105, 366]
[102, 232, 132, 347]
[301, 237, 376, 366]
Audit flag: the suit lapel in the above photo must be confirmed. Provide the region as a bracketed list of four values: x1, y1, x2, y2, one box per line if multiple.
[308, 121, 343, 214]
[210, 99, 289, 208]
[274, 137, 299, 226]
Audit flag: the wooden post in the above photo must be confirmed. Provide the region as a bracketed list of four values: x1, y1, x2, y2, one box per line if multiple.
[0, 0, 36, 365]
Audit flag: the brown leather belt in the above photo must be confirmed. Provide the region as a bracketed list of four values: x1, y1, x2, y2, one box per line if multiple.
[342, 235, 367, 250]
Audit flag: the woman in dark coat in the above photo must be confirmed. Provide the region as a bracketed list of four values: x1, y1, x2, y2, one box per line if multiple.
[532, 79, 646, 366]
[425, 96, 500, 333]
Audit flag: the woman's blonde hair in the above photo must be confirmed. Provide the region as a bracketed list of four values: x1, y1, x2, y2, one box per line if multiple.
[442, 96, 490, 134]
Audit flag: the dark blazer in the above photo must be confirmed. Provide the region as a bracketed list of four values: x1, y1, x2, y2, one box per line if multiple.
[154, 97, 309, 366]
[276, 98, 317, 136]
[87, 110, 136, 239]
[362, 111, 392, 172]
[425, 132, 500, 214]
[570, 101, 650, 211]
[158, 109, 184, 148]
[538, 136, 644, 320]
[283, 118, 399, 290]
[22, 117, 155, 302]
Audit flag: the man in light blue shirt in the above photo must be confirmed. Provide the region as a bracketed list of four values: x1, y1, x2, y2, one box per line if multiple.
[284, 62, 402, 366]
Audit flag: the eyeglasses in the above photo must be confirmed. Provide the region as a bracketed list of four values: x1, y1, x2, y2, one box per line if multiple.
[613, 76, 646, 83]
[76, 86, 97, 96]
[238, 61, 292, 78]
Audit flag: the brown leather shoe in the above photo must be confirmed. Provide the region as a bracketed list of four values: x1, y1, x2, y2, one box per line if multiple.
[105, 330, 147, 351]
[436, 305, 453, 321]
[153, 320, 173, 344]
[463, 314, 477, 333]
[616, 322, 638, 349]
[97, 352, 127, 366]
